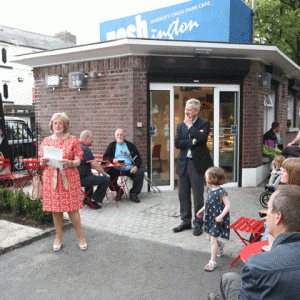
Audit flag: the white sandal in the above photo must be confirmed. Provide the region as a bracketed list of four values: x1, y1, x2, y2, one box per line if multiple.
[204, 260, 217, 272]
[79, 242, 88, 251]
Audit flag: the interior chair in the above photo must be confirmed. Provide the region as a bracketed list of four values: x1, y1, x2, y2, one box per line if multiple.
[152, 144, 162, 172]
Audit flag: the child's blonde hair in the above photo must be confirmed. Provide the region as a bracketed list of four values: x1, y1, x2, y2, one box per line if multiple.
[273, 155, 285, 168]
[205, 167, 227, 186]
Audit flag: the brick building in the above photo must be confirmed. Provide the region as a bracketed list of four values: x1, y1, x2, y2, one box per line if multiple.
[14, 38, 300, 188]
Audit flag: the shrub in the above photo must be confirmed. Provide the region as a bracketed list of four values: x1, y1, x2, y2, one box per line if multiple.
[10, 190, 26, 216]
[0, 188, 14, 212]
[0, 187, 53, 225]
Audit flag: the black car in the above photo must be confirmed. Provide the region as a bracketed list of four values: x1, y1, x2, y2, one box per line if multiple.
[3, 117, 36, 171]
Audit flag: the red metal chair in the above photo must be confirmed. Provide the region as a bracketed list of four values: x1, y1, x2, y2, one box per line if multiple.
[228, 216, 265, 268]
[0, 158, 27, 189]
[21, 158, 45, 187]
[81, 187, 97, 210]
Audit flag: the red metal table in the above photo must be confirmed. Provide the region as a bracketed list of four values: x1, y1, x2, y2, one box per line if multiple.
[240, 240, 269, 262]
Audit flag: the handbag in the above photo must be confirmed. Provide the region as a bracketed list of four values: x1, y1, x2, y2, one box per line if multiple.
[29, 167, 43, 201]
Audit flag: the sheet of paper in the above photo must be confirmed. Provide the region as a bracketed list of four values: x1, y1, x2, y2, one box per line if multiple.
[43, 146, 63, 169]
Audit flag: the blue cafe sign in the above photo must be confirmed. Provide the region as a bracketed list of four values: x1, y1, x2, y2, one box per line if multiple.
[100, 0, 252, 43]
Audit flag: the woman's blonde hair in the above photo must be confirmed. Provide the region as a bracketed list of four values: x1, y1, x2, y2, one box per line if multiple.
[282, 158, 300, 186]
[49, 112, 69, 134]
[274, 155, 285, 168]
[205, 166, 227, 186]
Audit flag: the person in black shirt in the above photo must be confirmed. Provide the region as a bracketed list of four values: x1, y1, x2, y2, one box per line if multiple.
[77, 130, 110, 209]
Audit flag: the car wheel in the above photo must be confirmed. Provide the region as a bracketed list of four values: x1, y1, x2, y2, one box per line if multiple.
[14, 155, 25, 171]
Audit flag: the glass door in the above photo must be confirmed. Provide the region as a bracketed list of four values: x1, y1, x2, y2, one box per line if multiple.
[150, 90, 171, 188]
[214, 87, 239, 185]
[150, 83, 240, 189]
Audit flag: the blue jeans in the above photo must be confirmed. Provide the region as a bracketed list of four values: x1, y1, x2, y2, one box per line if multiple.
[220, 272, 241, 300]
[80, 174, 110, 203]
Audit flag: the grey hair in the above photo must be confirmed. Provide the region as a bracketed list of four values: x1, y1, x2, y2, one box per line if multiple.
[273, 185, 300, 232]
[49, 112, 69, 133]
[115, 128, 124, 136]
[186, 98, 201, 111]
[80, 130, 92, 140]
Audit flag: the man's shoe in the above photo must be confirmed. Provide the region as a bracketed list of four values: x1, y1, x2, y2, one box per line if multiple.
[130, 193, 140, 203]
[83, 198, 101, 209]
[208, 292, 222, 300]
[173, 222, 192, 233]
[193, 226, 203, 236]
[115, 189, 124, 201]
[83, 199, 93, 207]
[91, 201, 102, 209]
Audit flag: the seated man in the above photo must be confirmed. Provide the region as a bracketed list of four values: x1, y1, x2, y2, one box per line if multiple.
[208, 185, 300, 300]
[77, 130, 110, 210]
[103, 128, 144, 203]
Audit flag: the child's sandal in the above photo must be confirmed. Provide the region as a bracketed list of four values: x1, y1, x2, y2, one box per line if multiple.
[217, 241, 225, 257]
[204, 260, 217, 272]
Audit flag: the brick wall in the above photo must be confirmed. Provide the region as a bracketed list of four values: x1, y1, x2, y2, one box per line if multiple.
[242, 61, 266, 168]
[33, 56, 149, 169]
[243, 61, 299, 169]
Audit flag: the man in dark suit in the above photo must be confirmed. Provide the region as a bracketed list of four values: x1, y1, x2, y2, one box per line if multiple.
[173, 98, 213, 236]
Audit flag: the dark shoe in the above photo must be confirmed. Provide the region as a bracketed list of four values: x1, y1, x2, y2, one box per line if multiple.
[91, 201, 102, 209]
[208, 292, 222, 300]
[83, 199, 93, 207]
[173, 222, 192, 233]
[83, 199, 101, 209]
[115, 189, 124, 201]
[193, 226, 203, 236]
[130, 193, 140, 203]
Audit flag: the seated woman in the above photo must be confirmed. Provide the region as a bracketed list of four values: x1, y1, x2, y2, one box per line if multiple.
[261, 157, 300, 243]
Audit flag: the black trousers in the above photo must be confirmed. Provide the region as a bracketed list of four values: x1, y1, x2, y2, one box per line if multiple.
[178, 159, 205, 227]
[106, 167, 144, 195]
[81, 174, 110, 203]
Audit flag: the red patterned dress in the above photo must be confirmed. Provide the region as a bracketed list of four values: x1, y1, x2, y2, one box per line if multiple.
[38, 134, 83, 212]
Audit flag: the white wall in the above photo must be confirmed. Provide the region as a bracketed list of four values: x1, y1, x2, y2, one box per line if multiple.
[1, 43, 35, 106]
[242, 162, 272, 187]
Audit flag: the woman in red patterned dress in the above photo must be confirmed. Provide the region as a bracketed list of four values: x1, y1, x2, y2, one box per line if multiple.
[39, 112, 87, 252]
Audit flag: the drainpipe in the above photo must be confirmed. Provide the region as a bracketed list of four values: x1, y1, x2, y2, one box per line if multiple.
[251, 0, 255, 43]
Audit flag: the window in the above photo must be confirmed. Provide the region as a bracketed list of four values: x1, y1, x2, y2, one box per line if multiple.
[1, 48, 7, 64]
[287, 94, 295, 128]
[263, 92, 275, 133]
[3, 83, 8, 99]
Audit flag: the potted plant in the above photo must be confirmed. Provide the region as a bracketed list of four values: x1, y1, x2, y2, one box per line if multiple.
[287, 119, 292, 128]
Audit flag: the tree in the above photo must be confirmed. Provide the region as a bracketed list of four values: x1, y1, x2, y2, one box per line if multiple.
[245, 0, 300, 65]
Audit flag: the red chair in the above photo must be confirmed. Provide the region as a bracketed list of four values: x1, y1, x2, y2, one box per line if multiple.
[0, 158, 27, 189]
[152, 144, 162, 172]
[81, 187, 97, 210]
[228, 216, 265, 268]
[21, 158, 45, 186]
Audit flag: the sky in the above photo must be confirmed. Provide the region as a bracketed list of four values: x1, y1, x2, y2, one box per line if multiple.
[2, 0, 190, 45]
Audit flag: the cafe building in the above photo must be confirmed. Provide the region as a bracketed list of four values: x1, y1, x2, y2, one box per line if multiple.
[13, 0, 300, 189]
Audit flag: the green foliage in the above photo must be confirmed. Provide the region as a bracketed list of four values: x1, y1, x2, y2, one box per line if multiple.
[0, 188, 14, 212]
[245, 0, 300, 65]
[0, 188, 53, 225]
[10, 190, 26, 216]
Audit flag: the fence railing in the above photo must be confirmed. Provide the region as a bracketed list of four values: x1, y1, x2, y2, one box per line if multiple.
[4, 120, 37, 172]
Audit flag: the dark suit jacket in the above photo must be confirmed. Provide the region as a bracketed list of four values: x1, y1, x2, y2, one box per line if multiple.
[175, 117, 213, 176]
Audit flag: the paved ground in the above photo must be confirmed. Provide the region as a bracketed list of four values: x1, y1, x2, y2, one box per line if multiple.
[0, 186, 265, 300]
